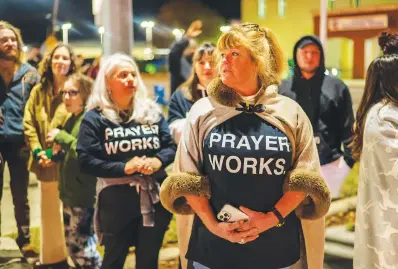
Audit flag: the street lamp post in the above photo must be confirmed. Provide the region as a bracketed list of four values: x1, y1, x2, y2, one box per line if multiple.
[61, 23, 72, 44]
[98, 26, 105, 44]
[141, 21, 155, 48]
[172, 28, 184, 40]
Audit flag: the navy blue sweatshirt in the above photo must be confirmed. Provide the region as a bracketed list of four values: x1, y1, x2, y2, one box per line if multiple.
[167, 89, 194, 126]
[76, 109, 176, 179]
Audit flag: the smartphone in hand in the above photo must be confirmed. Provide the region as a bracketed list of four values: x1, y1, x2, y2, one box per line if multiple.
[217, 204, 249, 222]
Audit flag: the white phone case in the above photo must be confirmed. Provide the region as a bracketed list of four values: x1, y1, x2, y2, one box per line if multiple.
[217, 204, 249, 222]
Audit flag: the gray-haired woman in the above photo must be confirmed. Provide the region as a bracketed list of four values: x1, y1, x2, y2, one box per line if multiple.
[76, 53, 176, 269]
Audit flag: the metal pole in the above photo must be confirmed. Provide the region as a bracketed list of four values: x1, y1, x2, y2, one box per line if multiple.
[320, 0, 328, 54]
[100, 0, 133, 57]
[146, 27, 153, 48]
[52, 0, 60, 33]
[62, 29, 68, 44]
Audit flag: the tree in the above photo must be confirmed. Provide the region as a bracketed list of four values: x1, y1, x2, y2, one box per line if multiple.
[154, 0, 226, 48]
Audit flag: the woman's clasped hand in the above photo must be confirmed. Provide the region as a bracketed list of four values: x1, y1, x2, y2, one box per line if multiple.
[209, 206, 280, 245]
[124, 156, 162, 175]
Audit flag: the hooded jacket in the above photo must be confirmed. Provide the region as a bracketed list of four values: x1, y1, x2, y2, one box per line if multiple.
[160, 78, 331, 269]
[0, 63, 39, 143]
[279, 35, 355, 168]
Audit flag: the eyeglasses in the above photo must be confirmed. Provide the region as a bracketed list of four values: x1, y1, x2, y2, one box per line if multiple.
[60, 89, 79, 97]
[241, 23, 261, 31]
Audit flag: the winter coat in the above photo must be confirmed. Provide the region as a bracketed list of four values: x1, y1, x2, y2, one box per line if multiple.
[279, 35, 355, 168]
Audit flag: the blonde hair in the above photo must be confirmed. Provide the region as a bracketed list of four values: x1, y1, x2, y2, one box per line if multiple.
[216, 23, 285, 87]
[87, 53, 161, 124]
[0, 21, 24, 64]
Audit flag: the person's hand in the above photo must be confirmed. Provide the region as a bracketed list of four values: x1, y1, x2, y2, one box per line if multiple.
[185, 20, 203, 38]
[46, 128, 60, 143]
[209, 220, 259, 244]
[139, 157, 162, 175]
[236, 206, 279, 235]
[37, 151, 54, 168]
[124, 156, 146, 175]
[52, 142, 62, 155]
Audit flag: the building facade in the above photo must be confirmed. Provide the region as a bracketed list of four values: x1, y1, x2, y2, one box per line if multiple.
[242, 0, 398, 78]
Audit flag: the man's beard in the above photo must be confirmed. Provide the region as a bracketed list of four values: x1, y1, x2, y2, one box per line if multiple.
[0, 49, 18, 61]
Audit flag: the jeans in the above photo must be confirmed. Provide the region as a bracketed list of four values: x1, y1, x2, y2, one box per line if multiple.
[0, 142, 30, 247]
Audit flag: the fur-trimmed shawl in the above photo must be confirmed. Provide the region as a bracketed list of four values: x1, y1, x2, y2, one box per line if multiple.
[160, 78, 331, 269]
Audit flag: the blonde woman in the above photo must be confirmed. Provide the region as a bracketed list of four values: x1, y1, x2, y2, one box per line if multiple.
[160, 24, 331, 269]
[76, 53, 176, 269]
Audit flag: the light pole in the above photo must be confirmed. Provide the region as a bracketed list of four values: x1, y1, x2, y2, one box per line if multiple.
[98, 26, 105, 44]
[141, 21, 155, 48]
[220, 25, 231, 33]
[172, 28, 184, 40]
[61, 23, 72, 44]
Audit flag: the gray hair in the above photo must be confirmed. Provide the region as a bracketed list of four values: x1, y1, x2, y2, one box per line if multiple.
[87, 53, 161, 124]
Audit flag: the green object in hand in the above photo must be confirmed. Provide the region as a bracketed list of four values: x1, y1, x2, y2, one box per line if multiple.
[32, 148, 53, 160]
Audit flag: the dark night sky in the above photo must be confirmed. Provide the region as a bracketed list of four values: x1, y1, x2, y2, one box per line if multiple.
[0, 0, 240, 45]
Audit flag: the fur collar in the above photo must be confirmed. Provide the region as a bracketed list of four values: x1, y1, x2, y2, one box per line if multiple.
[206, 78, 278, 107]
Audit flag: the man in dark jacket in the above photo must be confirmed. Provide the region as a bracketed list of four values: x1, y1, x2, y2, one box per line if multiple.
[279, 35, 355, 198]
[168, 20, 201, 94]
[0, 21, 40, 261]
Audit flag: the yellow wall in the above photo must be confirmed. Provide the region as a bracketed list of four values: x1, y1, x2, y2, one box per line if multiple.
[242, 0, 316, 61]
[242, 0, 397, 78]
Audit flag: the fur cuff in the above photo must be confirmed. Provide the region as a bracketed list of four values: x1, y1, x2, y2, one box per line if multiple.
[207, 78, 242, 107]
[283, 169, 331, 220]
[160, 172, 211, 215]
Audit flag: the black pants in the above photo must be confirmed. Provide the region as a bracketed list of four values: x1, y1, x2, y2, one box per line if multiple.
[101, 203, 172, 269]
[0, 142, 30, 247]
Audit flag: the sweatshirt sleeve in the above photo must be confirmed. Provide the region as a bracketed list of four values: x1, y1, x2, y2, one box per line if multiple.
[54, 130, 78, 159]
[76, 112, 126, 178]
[168, 91, 188, 144]
[168, 37, 190, 75]
[155, 116, 177, 167]
[23, 85, 42, 152]
[338, 85, 356, 168]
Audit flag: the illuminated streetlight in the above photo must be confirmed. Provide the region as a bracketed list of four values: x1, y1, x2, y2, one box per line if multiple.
[141, 21, 155, 49]
[22, 46, 28, 53]
[61, 23, 72, 44]
[172, 28, 184, 40]
[220, 25, 231, 33]
[98, 26, 105, 44]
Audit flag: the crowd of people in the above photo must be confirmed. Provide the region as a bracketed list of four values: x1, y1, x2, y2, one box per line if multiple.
[0, 17, 397, 269]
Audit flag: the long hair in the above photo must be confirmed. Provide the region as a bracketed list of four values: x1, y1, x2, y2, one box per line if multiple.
[351, 53, 398, 160]
[38, 43, 77, 88]
[87, 53, 161, 124]
[216, 23, 286, 88]
[180, 42, 215, 102]
[0, 21, 24, 64]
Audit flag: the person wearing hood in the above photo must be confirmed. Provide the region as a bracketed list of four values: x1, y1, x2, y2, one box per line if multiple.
[0, 21, 40, 262]
[279, 35, 355, 198]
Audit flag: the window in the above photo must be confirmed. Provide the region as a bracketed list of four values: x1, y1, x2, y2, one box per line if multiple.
[258, 0, 266, 18]
[278, 0, 286, 17]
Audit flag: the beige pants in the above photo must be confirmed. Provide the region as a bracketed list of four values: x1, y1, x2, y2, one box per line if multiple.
[39, 181, 67, 264]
